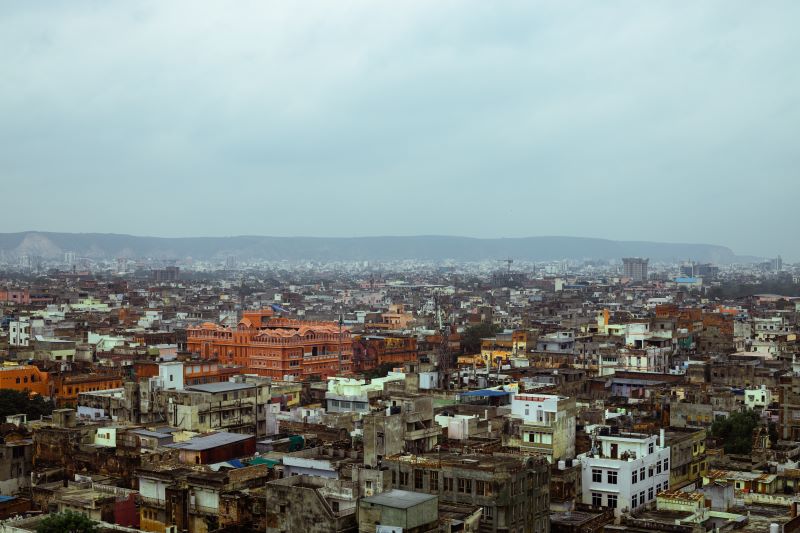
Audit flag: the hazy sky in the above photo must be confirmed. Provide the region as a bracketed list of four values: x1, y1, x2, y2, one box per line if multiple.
[1, 1, 798, 259]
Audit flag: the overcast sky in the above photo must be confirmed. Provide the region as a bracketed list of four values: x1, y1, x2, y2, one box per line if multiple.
[1, 1, 798, 259]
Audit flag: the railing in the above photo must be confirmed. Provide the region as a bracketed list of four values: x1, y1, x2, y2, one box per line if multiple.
[139, 495, 166, 507]
[404, 427, 440, 441]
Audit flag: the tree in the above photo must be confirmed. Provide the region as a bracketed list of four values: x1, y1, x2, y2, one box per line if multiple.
[461, 322, 502, 354]
[710, 410, 760, 455]
[364, 362, 396, 380]
[0, 389, 54, 422]
[36, 511, 98, 533]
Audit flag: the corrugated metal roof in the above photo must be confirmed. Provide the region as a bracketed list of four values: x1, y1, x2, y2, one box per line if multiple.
[165, 432, 252, 451]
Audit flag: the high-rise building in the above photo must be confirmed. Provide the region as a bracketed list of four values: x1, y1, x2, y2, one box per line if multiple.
[622, 257, 649, 282]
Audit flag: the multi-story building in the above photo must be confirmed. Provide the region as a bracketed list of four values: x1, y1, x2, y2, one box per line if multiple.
[622, 258, 649, 282]
[663, 427, 707, 490]
[186, 309, 351, 380]
[160, 381, 270, 436]
[0, 365, 50, 397]
[324, 373, 405, 414]
[383, 452, 550, 533]
[509, 393, 576, 463]
[579, 428, 670, 516]
[352, 334, 418, 373]
[363, 394, 441, 467]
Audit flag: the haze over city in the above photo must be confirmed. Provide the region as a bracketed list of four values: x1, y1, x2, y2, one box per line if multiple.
[2, 2, 799, 259]
[4, 3, 800, 532]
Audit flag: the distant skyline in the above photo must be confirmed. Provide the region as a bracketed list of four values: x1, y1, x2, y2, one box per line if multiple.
[1, 2, 798, 260]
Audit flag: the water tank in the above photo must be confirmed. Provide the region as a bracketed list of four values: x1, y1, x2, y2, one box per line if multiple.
[770, 523, 780, 533]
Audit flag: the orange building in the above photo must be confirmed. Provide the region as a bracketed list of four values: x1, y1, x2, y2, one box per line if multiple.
[52, 374, 124, 407]
[133, 360, 241, 386]
[352, 335, 418, 372]
[186, 309, 352, 380]
[0, 365, 50, 396]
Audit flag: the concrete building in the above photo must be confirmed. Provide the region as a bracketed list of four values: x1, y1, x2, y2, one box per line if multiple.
[325, 372, 405, 414]
[264, 475, 360, 533]
[663, 427, 707, 489]
[579, 428, 671, 516]
[363, 394, 440, 467]
[383, 452, 550, 533]
[744, 384, 772, 410]
[358, 490, 439, 533]
[509, 392, 576, 463]
[622, 258, 649, 282]
[161, 381, 270, 436]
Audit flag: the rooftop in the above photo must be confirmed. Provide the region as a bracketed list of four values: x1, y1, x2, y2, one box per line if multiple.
[185, 382, 256, 393]
[165, 432, 252, 451]
[362, 489, 436, 509]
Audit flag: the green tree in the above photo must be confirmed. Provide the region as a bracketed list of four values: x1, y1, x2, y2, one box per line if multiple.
[461, 322, 502, 354]
[711, 410, 760, 455]
[36, 511, 98, 533]
[364, 362, 396, 380]
[0, 389, 54, 422]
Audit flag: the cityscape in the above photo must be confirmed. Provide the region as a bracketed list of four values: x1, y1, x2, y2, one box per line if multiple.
[2, 2, 799, 533]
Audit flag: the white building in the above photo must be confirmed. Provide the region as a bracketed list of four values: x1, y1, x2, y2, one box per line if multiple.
[9, 318, 31, 347]
[744, 385, 772, 409]
[579, 428, 671, 516]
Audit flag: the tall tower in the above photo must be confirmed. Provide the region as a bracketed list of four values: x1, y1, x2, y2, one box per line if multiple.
[622, 257, 649, 282]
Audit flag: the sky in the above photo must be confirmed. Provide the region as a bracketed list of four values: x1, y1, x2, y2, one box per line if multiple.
[1, 1, 798, 259]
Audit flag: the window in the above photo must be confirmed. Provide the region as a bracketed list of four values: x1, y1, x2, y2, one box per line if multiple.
[457, 478, 472, 493]
[444, 477, 453, 492]
[648, 487, 654, 500]
[663, 458, 669, 470]
[607, 471, 618, 485]
[592, 469, 602, 483]
[476, 480, 486, 495]
[648, 467, 654, 478]
[414, 470, 423, 489]
[648, 442, 654, 454]
[632, 470, 638, 484]
[429, 472, 439, 491]
[482, 506, 494, 520]
[640, 490, 645, 504]
[640, 467, 645, 480]
[607, 494, 618, 508]
[632, 493, 638, 508]
[592, 492, 602, 507]
[656, 462, 662, 474]
[399, 471, 409, 486]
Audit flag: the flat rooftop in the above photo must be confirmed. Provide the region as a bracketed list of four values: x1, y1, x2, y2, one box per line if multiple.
[185, 382, 255, 393]
[362, 489, 436, 509]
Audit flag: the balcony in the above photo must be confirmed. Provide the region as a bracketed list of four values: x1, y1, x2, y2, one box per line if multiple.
[139, 495, 166, 507]
[404, 427, 440, 441]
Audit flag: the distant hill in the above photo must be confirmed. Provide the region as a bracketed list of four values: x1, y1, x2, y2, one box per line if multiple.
[0, 232, 748, 264]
